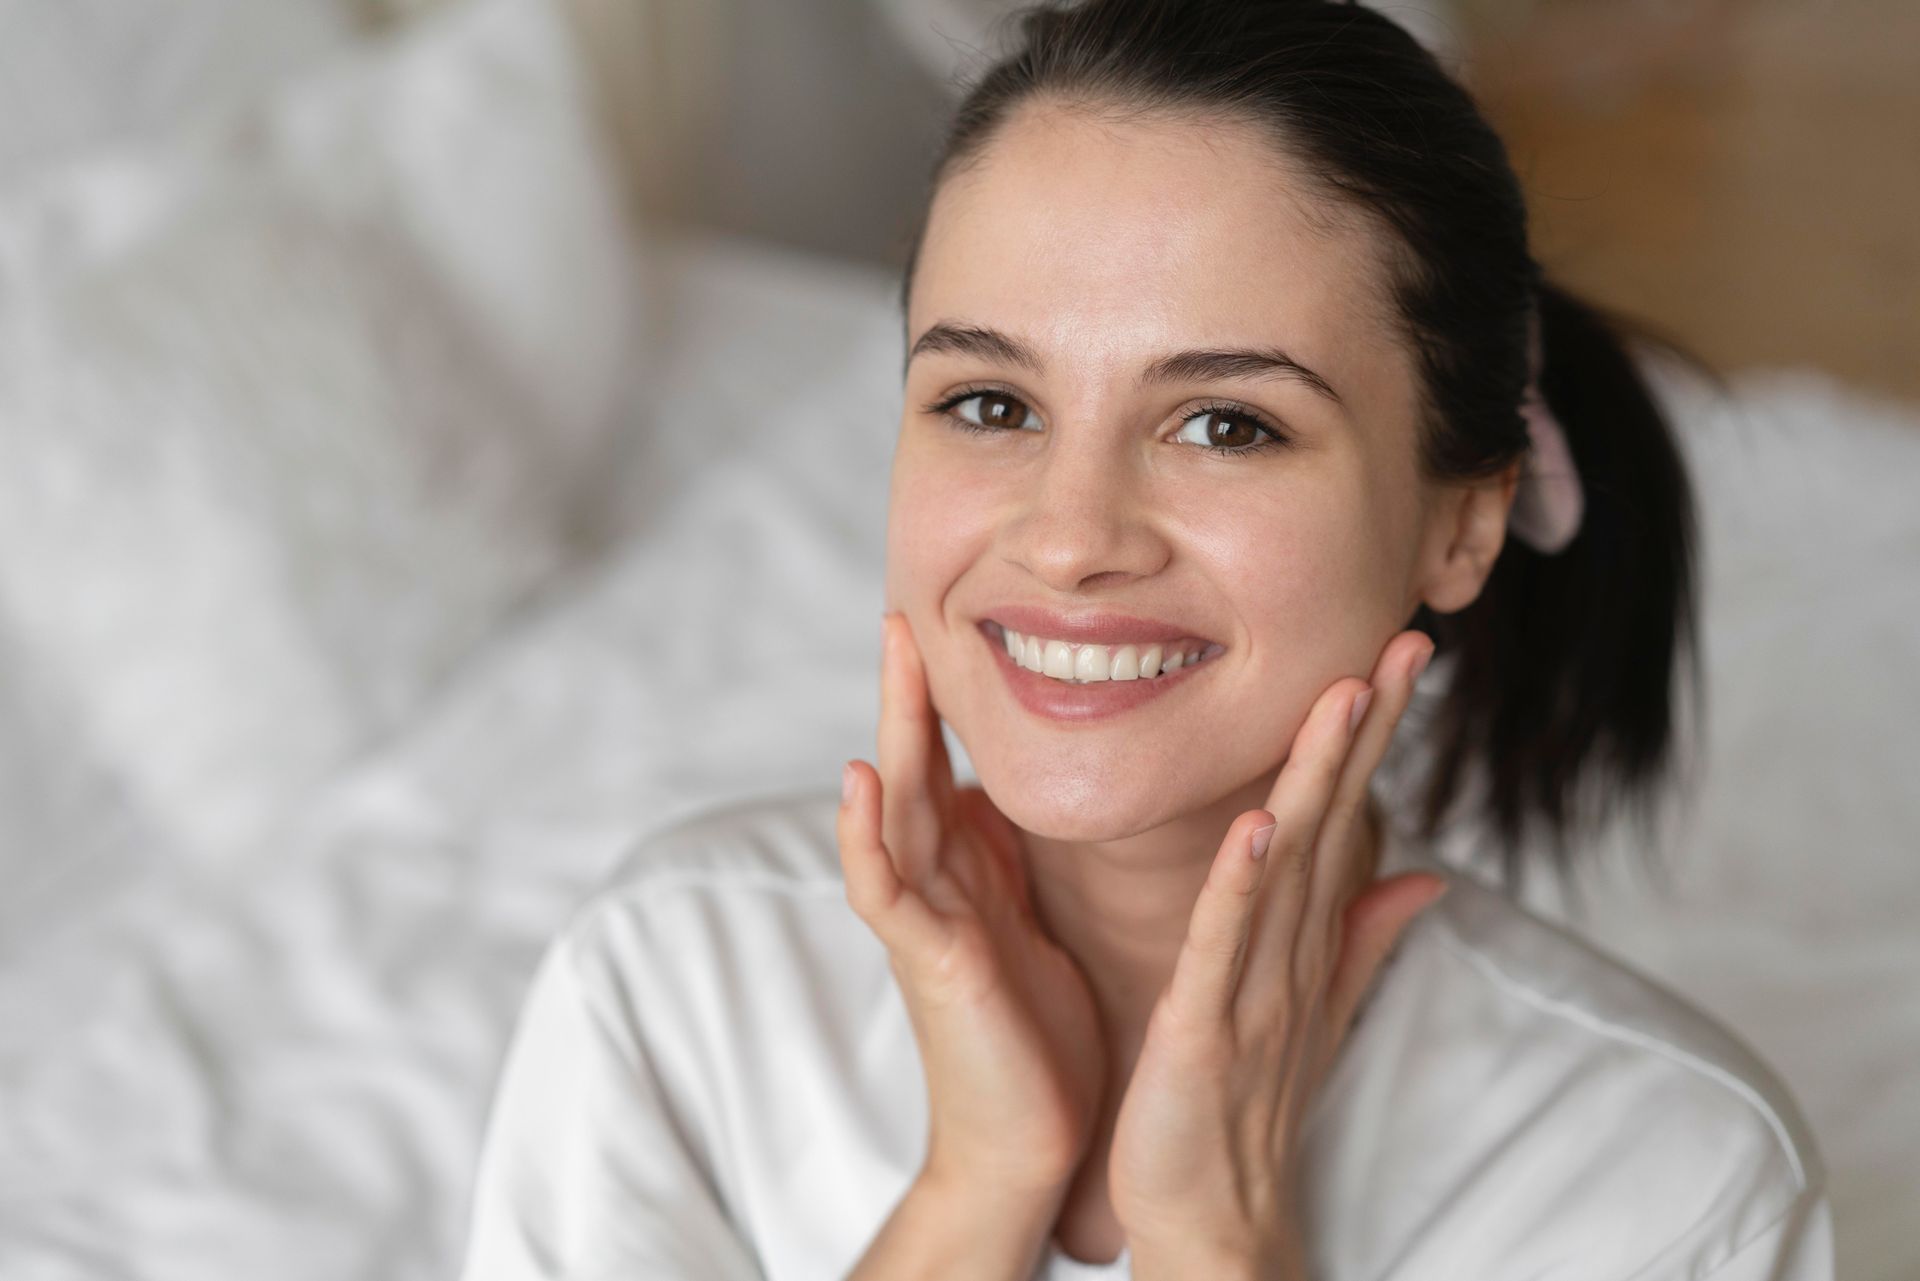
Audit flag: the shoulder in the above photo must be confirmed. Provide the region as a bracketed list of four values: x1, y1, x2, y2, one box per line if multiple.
[570, 784, 847, 930]
[1344, 853, 1829, 1278]
[545, 784, 872, 1035]
[1426, 864, 1824, 1189]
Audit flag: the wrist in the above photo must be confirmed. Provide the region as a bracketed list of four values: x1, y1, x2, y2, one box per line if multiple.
[915, 1160, 1073, 1263]
[915, 1158, 1071, 1222]
[1133, 1258, 1305, 1281]
[848, 1166, 1070, 1281]
[1129, 1232, 1309, 1281]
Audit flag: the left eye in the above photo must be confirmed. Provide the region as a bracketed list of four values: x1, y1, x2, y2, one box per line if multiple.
[1173, 409, 1273, 450]
[950, 392, 1043, 432]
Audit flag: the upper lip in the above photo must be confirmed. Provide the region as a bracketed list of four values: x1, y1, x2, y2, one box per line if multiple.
[981, 604, 1219, 647]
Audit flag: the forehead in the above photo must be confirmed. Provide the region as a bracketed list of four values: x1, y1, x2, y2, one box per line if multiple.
[913, 99, 1408, 397]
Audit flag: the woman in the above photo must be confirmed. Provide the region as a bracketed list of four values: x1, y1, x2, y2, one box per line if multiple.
[459, 2, 1832, 1277]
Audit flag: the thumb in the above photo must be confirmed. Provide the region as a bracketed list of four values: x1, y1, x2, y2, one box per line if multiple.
[1322, 873, 1450, 1043]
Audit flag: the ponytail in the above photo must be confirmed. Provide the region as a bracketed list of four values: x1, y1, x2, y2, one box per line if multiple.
[1410, 278, 1714, 901]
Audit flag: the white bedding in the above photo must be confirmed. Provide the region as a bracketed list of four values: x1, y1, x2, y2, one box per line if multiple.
[0, 229, 902, 1276]
[0, 0, 642, 879]
[0, 6, 1915, 1276]
[2, 224, 1915, 1280]
[0, 0, 354, 194]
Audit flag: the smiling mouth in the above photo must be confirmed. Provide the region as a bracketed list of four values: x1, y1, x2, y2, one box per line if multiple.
[981, 620, 1224, 685]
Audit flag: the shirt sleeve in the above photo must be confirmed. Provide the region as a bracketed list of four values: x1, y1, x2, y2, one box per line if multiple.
[1688, 1186, 1836, 1281]
[457, 920, 764, 1281]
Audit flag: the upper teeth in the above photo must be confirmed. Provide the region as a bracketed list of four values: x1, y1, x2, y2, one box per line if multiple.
[997, 624, 1214, 684]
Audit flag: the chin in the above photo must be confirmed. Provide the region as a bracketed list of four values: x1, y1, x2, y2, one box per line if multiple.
[969, 748, 1184, 843]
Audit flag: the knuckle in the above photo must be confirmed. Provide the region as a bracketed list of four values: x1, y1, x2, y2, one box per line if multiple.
[843, 874, 892, 922]
[1211, 863, 1258, 901]
[925, 924, 993, 998]
[1270, 841, 1313, 889]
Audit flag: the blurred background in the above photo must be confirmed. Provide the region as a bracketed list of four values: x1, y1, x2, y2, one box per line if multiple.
[557, 0, 1920, 401]
[0, 1, 1913, 1278]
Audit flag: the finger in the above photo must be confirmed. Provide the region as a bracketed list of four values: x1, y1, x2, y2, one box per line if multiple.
[895, 614, 960, 815]
[837, 758, 948, 966]
[1321, 872, 1449, 1052]
[1164, 809, 1282, 1029]
[1240, 678, 1373, 994]
[876, 611, 956, 883]
[955, 786, 1035, 919]
[1297, 632, 1435, 969]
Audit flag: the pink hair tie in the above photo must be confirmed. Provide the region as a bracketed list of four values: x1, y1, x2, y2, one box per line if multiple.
[1507, 305, 1585, 555]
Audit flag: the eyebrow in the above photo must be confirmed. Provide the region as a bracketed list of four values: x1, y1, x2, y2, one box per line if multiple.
[905, 320, 1344, 407]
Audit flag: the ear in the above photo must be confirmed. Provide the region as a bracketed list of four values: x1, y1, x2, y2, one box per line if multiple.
[1413, 460, 1521, 615]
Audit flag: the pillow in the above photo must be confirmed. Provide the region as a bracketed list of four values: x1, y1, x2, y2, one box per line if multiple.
[0, 0, 354, 193]
[0, 0, 646, 861]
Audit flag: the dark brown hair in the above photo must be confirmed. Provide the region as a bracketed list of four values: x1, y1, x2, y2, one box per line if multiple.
[897, 0, 1715, 900]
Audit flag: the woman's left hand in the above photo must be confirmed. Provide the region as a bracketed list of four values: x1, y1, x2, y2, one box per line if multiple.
[1108, 630, 1448, 1278]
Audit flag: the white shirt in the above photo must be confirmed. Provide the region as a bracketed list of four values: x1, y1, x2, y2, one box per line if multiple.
[457, 787, 1834, 1280]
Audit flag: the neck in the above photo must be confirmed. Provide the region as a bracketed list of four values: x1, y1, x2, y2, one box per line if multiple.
[1020, 783, 1386, 1046]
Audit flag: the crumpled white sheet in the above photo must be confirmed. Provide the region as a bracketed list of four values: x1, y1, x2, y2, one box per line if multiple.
[0, 229, 899, 1278]
[0, 228, 1915, 1280]
[0, 0, 643, 871]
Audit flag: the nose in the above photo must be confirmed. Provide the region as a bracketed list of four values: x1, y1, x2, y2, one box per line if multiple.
[998, 425, 1170, 593]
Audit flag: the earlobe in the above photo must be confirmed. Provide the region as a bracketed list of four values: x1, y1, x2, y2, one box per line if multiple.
[1413, 469, 1520, 616]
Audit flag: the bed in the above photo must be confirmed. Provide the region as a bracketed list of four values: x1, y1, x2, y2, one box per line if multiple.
[0, 1, 1914, 1277]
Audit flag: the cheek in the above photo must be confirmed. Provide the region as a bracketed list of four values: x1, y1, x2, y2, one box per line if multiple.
[1180, 479, 1390, 727]
[1178, 477, 1359, 630]
[884, 435, 997, 605]
[883, 435, 1005, 711]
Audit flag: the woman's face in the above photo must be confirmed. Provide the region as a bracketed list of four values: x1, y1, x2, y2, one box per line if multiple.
[887, 99, 1443, 842]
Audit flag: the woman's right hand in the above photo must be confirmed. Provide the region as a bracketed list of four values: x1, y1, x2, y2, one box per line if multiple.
[837, 611, 1107, 1200]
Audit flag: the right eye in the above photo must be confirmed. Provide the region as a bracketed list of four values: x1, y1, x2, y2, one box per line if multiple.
[930, 389, 1044, 434]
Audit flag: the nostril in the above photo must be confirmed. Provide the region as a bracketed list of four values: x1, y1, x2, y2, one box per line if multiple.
[1000, 494, 1173, 591]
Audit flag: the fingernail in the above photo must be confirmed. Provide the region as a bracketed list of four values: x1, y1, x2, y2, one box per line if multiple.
[1348, 688, 1374, 735]
[1250, 822, 1277, 860]
[1410, 643, 1434, 683]
[841, 762, 856, 806]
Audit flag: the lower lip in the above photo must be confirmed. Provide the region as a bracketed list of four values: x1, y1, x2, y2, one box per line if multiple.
[980, 622, 1218, 724]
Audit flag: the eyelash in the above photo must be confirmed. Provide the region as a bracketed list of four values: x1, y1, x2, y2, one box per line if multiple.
[920, 384, 1294, 457]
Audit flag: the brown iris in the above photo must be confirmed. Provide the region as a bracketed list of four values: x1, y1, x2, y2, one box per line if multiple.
[974, 393, 1026, 427]
[1196, 410, 1262, 449]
